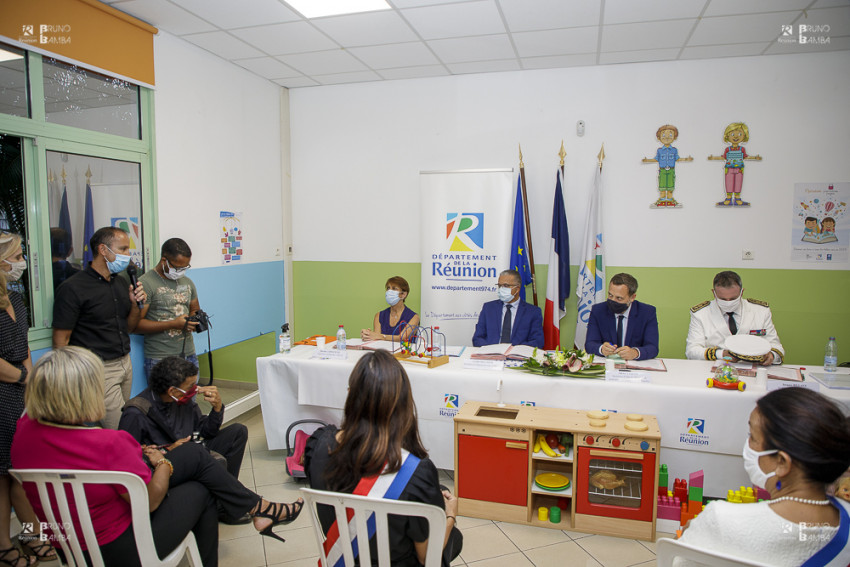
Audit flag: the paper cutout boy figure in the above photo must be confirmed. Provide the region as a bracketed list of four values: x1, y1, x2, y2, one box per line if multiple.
[708, 122, 762, 207]
[642, 124, 693, 208]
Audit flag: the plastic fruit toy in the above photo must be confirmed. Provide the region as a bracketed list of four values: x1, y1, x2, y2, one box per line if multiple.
[545, 433, 559, 448]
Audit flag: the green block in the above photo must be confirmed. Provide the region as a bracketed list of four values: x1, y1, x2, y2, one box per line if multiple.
[659, 465, 668, 490]
[689, 486, 703, 503]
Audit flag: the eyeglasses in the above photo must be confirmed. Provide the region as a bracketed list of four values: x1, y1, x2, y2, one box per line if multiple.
[497, 283, 519, 289]
[165, 258, 191, 271]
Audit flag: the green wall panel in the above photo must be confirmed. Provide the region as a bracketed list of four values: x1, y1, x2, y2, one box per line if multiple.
[196, 332, 274, 383]
[294, 261, 850, 366]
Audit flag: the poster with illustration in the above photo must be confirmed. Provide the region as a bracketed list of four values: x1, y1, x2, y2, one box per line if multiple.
[791, 183, 848, 263]
[220, 211, 243, 265]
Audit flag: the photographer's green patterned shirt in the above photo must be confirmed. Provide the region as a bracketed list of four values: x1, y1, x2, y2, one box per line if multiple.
[138, 269, 198, 358]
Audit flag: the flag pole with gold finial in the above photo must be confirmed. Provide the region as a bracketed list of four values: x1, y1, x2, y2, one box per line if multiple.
[559, 140, 566, 176]
[597, 144, 606, 171]
[518, 144, 538, 306]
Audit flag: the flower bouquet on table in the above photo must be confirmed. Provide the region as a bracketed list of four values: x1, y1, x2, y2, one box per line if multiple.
[515, 348, 606, 378]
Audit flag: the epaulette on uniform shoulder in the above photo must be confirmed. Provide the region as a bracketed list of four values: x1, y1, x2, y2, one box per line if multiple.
[690, 300, 710, 313]
[747, 298, 769, 307]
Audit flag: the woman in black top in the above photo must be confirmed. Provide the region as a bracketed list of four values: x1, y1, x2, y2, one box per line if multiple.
[305, 350, 462, 566]
[0, 233, 56, 566]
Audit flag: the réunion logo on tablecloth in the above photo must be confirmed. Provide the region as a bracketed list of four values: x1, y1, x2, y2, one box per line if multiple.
[446, 213, 484, 251]
[680, 417, 710, 447]
[439, 393, 460, 418]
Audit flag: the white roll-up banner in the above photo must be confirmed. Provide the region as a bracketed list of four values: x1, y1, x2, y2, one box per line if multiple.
[419, 170, 513, 346]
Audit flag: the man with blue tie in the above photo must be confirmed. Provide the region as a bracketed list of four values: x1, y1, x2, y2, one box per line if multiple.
[472, 269, 544, 348]
[585, 273, 659, 360]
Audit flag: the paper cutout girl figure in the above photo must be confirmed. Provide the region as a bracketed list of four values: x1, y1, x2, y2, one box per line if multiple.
[708, 122, 762, 207]
[642, 124, 693, 208]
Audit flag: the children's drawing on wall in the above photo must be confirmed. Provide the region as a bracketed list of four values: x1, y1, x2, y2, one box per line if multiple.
[791, 183, 849, 263]
[642, 124, 692, 208]
[708, 122, 762, 207]
[220, 211, 244, 265]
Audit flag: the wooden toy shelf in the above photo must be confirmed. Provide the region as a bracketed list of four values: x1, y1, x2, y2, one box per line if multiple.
[454, 401, 661, 541]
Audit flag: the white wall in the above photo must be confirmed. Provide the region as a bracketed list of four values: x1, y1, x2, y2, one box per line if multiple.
[153, 31, 284, 269]
[290, 51, 850, 270]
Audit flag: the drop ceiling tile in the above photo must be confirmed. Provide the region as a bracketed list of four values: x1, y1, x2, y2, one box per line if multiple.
[348, 42, 439, 68]
[277, 50, 368, 75]
[520, 53, 597, 69]
[315, 70, 384, 85]
[181, 31, 266, 59]
[764, 33, 850, 54]
[427, 34, 515, 63]
[233, 56, 302, 79]
[312, 11, 417, 47]
[602, 19, 695, 52]
[390, 0, 478, 7]
[378, 65, 449, 80]
[690, 12, 803, 45]
[402, 1, 506, 39]
[499, 0, 601, 32]
[172, 0, 300, 29]
[446, 59, 521, 74]
[599, 47, 680, 64]
[811, 0, 850, 7]
[274, 76, 319, 88]
[231, 21, 338, 55]
[704, 0, 811, 17]
[512, 26, 598, 57]
[111, 0, 215, 35]
[604, 0, 706, 24]
[680, 42, 769, 59]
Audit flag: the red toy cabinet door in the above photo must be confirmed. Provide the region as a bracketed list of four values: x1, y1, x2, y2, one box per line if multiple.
[458, 434, 528, 506]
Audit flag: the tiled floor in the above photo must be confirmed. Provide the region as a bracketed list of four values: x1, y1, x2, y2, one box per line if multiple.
[223, 409, 672, 567]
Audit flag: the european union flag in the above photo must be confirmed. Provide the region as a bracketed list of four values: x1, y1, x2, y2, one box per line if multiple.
[509, 174, 532, 300]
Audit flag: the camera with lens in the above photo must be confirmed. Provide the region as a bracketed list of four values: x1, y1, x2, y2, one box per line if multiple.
[187, 309, 211, 333]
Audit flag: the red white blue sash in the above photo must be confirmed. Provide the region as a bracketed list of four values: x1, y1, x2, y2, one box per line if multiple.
[321, 450, 421, 567]
[801, 496, 850, 567]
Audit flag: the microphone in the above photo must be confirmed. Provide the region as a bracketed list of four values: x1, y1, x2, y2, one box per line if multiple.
[126, 264, 144, 310]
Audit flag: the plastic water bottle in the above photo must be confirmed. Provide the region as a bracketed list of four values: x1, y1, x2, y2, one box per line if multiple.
[824, 337, 837, 372]
[279, 323, 291, 354]
[336, 324, 346, 352]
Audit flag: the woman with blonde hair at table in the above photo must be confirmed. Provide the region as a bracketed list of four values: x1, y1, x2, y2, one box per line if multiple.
[0, 232, 57, 566]
[305, 350, 462, 566]
[361, 276, 419, 343]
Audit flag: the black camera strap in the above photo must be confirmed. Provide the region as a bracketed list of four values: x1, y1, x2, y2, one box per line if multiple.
[181, 318, 214, 387]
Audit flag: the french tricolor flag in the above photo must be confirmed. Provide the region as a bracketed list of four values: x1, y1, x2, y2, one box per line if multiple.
[543, 170, 570, 350]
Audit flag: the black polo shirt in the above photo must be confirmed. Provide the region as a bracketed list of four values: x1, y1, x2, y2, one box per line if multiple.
[53, 265, 132, 360]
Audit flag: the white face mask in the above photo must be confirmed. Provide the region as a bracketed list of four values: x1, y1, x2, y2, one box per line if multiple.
[385, 289, 400, 306]
[715, 289, 742, 313]
[3, 259, 26, 282]
[164, 259, 188, 281]
[742, 438, 777, 488]
[497, 286, 515, 303]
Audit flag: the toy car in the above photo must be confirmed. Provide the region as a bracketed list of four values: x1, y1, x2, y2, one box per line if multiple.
[706, 377, 746, 391]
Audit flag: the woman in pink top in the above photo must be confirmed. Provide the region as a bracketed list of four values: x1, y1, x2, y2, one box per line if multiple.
[12, 346, 219, 566]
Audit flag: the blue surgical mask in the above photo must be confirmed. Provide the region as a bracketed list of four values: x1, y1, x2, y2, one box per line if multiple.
[105, 246, 131, 274]
[497, 286, 515, 303]
[385, 290, 401, 306]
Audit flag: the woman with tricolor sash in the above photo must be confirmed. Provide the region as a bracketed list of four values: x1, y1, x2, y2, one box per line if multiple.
[676, 388, 850, 566]
[305, 350, 462, 566]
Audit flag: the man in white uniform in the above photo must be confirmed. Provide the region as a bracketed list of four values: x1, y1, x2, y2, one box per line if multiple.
[686, 270, 784, 365]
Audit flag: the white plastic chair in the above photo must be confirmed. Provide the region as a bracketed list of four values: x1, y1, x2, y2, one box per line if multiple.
[301, 487, 447, 567]
[10, 469, 203, 567]
[656, 537, 775, 567]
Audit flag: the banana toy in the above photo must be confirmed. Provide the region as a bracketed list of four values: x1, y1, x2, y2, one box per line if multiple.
[537, 433, 557, 457]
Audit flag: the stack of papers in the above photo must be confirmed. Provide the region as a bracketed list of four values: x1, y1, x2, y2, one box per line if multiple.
[767, 367, 803, 382]
[471, 344, 537, 361]
[617, 359, 667, 372]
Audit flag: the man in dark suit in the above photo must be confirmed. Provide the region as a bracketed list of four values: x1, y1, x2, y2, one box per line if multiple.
[585, 273, 659, 360]
[472, 269, 544, 348]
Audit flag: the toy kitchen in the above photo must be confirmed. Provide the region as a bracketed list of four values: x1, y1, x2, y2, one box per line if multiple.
[454, 401, 661, 541]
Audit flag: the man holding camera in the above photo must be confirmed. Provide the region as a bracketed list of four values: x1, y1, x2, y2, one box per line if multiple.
[137, 238, 204, 377]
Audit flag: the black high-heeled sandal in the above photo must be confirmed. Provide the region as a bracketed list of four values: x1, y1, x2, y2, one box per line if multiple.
[253, 498, 304, 543]
[0, 546, 36, 567]
[21, 539, 58, 562]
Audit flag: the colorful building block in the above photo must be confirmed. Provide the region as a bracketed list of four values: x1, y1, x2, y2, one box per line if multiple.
[657, 494, 681, 521]
[673, 478, 688, 504]
[659, 464, 669, 497]
[689, 485, 703, 503]
[689, 470, 704, 489]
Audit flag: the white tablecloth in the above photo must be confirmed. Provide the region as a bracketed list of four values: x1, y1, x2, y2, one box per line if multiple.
[257, 346, 850, 496]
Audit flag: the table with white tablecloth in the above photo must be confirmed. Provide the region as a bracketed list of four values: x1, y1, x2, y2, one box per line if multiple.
[256, 346, 850, 497]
